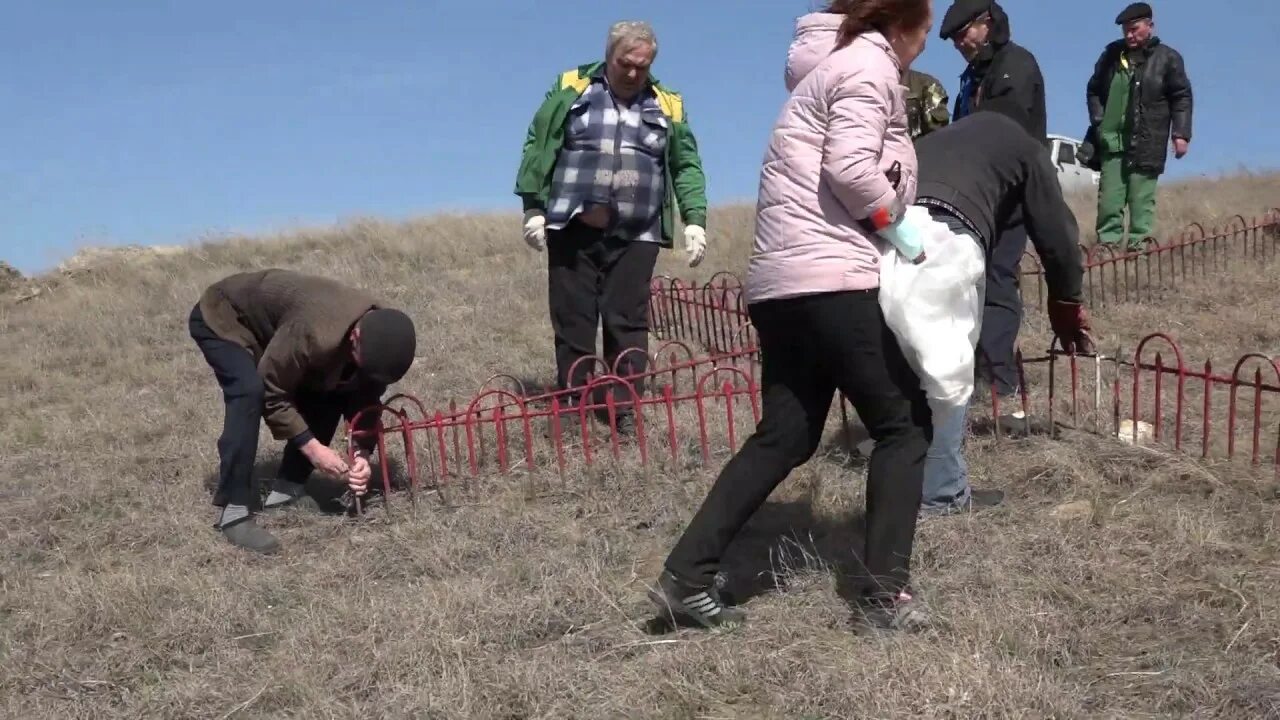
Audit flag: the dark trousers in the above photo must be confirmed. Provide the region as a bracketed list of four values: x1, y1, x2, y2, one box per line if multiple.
[977, 223, 1028, 398]
[189, 304, 347, 508]
[547, 221, 660, 410]
[664, 289, 932, 599]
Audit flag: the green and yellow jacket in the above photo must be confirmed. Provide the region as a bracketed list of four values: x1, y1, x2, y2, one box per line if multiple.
[513, 61, 707, 246]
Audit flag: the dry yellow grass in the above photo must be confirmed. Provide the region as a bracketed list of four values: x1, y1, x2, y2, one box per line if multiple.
[2, 171, 1280, 718]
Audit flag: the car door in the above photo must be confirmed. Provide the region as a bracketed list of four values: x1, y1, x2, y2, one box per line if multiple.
[1053, 138, 1089, 192]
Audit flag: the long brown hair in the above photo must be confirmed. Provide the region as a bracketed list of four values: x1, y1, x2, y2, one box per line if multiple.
[825, 0, 932, 50]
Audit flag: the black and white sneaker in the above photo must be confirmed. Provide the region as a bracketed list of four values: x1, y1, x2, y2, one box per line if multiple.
[648, 569, 746, 629]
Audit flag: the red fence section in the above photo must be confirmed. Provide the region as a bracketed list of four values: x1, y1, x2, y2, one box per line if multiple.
[346, 334, 1280, 511]
[645, 212, 1280, 353]
[1019, 211, 1279, 307]
[337, 210, 1280, 512]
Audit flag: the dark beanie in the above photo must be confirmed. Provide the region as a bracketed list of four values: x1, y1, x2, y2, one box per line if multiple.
[356, 308, 417, 385]
[1115, 2, 1153, 24]
[939, 0, 992, 39]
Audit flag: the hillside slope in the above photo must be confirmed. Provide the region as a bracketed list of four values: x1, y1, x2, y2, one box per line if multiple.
[2, 172, 1279, 718]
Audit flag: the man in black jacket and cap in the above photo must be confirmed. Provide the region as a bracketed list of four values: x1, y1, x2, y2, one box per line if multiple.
[939, 0, 1050, 417]
[1085, 2, 1193, 249]
[910, 96, 1095, 517]
[939, 0, 1046, 144]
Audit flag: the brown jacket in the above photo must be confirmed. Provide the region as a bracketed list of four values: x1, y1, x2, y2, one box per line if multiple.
[198, 268, 383, 442]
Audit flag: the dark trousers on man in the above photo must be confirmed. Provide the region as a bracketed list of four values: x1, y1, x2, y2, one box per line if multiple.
[976, 223, 1028, 398]
[547, 221, 660, 413]
[189, 304, 355, 509]
[664, 289, 932, 599]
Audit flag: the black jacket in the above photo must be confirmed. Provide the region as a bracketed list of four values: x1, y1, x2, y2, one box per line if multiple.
[913, 111, 1084, 304]
[953, 5, 1048, 146]
[1086, 37, 1193, 176]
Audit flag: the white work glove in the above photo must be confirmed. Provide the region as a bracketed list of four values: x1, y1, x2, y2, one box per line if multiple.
[683, 224, 706, 267]
[522, 209, 546, 251]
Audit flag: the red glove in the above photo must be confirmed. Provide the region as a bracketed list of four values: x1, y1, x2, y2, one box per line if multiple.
[1047, 300, 1096, 355]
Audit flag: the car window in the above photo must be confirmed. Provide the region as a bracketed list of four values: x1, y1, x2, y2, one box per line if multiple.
[1057, 141, 1076, 166]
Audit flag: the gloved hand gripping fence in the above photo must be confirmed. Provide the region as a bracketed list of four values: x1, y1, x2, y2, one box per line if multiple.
[1047, 300, 1096, 355]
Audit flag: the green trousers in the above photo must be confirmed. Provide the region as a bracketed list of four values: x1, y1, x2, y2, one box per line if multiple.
[1096, 153, 1159, 248]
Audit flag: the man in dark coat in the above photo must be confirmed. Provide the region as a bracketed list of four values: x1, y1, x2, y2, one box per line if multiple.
[940, 0, 1046, 144]
[1085, 2, 1193, 248]
[939, 0, 1049, 408]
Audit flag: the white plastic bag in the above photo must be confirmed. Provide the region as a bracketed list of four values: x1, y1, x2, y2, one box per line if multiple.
[878, 205, 987, 409]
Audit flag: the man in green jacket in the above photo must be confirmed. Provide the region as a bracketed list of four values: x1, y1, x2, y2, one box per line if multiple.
[513, 20, 708, 432]
[1086, 2, 1193, 248]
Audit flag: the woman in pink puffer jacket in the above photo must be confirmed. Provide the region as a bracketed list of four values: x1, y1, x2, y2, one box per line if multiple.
[652, 0, 936, 633]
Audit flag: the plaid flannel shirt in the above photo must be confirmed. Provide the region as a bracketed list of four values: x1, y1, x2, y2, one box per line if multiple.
[546, 78, 668, 243]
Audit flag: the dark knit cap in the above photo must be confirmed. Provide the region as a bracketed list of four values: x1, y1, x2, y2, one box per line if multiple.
[356, 308, 417, 385]
[939, 0, 992, 39]
[1115, 2, 1152, 24]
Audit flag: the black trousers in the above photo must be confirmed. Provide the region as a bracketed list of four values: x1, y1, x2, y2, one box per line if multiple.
[977, 223, 1028, 398]
[547, 221, 660, 410]
[189, 304, 351, 509]
[664, 289, 932, 599]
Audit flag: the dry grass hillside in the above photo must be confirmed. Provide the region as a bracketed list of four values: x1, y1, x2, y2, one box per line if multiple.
[3, 171, 1280, 718]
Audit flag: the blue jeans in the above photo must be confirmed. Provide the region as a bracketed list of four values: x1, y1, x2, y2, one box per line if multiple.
[914, 208, 984, 513]
[920, 400, 970, 512]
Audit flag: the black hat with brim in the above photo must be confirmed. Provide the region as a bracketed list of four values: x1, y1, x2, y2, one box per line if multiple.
[356, 308, 417, 385]
[939, 0, 992, 40]
[1115, 2, 1153, 24]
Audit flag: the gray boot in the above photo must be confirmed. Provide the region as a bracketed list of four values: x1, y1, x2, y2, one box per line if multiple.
[218, 511, 281, 555]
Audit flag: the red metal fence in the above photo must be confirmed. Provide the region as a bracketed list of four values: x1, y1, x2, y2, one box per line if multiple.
[644, 211, 1280, 355]
[1020, 210, 1279, 307]
[337, 210, 1280, 512]
[345, 333, 1280, 511]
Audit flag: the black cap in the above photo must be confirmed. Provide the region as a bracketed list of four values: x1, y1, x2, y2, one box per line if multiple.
[355, 308, 417, 385]
[1115, 2, 1152, 24]
[939, 0, 992, 40]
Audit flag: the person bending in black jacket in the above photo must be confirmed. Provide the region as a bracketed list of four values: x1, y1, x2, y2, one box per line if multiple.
[910, 97, 1095, 517]
[939, 0, 1048, 412]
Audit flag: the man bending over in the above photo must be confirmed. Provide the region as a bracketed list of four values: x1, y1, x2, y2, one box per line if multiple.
[188, 268, 417, 553]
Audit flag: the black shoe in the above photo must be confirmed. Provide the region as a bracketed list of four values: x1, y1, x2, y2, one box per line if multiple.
[919, 488, 1004, 518]
[855, 589, 929, 632]
[648, 569, 746, 630]
[614, 413, 637, 437]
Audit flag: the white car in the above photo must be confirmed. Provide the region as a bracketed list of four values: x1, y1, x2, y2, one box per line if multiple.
[1049, 133, 1100, 192]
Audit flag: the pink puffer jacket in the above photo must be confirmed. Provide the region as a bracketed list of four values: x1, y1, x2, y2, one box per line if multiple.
[746, 13, 917, 304]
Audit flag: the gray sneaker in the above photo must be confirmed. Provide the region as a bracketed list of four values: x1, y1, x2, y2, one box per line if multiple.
[220, 517, 281, 555]
[265, 494, 343, 515]
[856, 589, 929, 632]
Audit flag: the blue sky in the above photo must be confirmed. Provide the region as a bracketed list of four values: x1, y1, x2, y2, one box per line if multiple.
[4, 0, 1274, 274]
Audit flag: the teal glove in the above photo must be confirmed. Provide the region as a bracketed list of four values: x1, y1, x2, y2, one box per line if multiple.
[876, 214, 928, 264]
